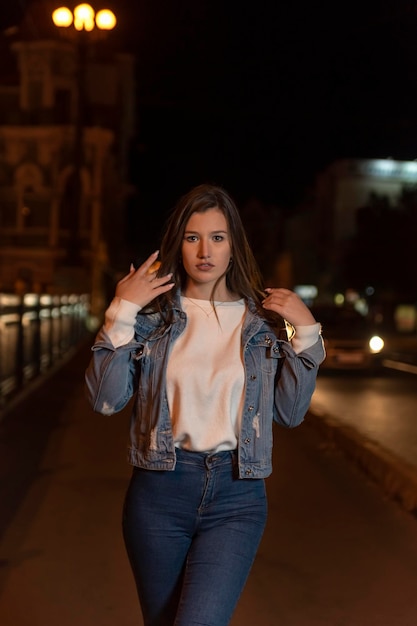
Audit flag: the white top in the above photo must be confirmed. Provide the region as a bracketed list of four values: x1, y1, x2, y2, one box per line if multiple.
[166, 297, 246, 452]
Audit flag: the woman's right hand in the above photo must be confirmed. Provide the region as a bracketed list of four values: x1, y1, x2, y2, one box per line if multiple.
[115, 251, 175, 308]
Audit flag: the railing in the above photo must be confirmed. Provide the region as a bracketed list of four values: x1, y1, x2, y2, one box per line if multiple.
[0, 292, 90, 410]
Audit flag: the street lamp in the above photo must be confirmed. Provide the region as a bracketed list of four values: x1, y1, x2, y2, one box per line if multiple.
[52, 5, 117, 33]
[51, 4, 116, 265]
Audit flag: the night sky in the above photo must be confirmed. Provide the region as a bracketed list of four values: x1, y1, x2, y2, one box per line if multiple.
[3, 0, 417, 212]
[122, 0, 417, 207]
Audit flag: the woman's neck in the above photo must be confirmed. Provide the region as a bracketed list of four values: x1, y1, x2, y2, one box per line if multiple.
[183, 283, 238, 302]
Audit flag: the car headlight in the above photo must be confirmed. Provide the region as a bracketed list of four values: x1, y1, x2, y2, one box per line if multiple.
[369, 335, 384, 353]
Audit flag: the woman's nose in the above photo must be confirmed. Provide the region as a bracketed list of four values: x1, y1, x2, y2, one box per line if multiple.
[198, 239, 210, 258]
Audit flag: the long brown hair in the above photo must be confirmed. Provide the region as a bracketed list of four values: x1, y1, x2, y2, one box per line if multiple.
[148, 184, 282, 327]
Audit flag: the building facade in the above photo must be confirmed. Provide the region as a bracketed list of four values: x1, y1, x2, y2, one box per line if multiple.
[285, 157, 417, 300]
[315, 158, 417, 248]
[0, 3, 135, 317]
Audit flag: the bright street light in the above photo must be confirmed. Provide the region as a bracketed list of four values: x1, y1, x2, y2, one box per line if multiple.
[52, 4, 117, 32]
[95, 10, 117, 30]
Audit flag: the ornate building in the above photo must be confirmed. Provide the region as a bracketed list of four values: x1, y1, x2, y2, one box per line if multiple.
[0, 1, 135, 316]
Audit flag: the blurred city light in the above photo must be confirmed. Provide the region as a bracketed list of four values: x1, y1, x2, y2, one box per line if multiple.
[52, 7, 73, 27]
[52, 4, 117, 33]
[369, 335, 384, 353]
[73, 4, 95, 31]
[96, 9, 117, 30]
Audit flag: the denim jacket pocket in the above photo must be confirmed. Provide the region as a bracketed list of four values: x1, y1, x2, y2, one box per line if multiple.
[247, 334, 284, 373]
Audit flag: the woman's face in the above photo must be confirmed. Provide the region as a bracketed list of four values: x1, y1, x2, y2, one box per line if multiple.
[181, 207, 232, 297]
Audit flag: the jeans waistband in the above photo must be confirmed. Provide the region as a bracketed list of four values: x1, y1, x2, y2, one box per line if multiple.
[175, 447, 237, 470]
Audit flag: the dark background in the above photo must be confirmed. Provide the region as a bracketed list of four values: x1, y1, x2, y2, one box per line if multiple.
[123, 0, 417, 204]
[3, 1, 417, 224]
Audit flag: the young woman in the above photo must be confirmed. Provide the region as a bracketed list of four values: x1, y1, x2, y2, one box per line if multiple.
[85, 183, 325, 626]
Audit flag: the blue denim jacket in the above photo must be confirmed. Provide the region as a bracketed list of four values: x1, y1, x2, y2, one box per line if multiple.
[85, 298, 325, 478]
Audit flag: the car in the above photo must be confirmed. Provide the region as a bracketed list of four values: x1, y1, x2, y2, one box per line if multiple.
[309, 303, 385, 372]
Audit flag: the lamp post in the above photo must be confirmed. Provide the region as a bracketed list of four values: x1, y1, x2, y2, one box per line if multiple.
[51, 4, 116, 266]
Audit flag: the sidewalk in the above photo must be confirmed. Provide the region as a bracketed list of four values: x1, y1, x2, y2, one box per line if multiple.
[0, 339, 139, 626]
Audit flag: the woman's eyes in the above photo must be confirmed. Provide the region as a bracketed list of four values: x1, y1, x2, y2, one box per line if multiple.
[184, 235, 225, 242]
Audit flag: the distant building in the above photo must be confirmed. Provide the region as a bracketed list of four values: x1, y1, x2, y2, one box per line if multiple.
[0, 1, 135, 316]
[287, 157, 417, 297]
[315, 157, 417, 249]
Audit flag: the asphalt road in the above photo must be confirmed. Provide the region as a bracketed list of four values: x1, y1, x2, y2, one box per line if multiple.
[312, 371, 417, 468]
[1, 344, 417, 626]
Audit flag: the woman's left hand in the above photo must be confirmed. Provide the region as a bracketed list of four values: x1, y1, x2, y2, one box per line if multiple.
[262, 288, 317, 326]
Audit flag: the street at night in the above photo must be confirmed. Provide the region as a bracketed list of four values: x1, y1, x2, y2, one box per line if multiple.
[2, 1, 417, 625]
[1, 344, 417, 626]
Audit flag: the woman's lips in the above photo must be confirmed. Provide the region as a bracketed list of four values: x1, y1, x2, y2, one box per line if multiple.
[196, 263, 214, 271]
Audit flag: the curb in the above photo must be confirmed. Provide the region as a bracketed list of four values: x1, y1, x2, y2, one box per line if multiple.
[307, 407, 417, 515]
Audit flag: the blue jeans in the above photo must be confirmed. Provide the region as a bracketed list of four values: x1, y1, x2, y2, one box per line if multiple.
[122, 448, 268, 626]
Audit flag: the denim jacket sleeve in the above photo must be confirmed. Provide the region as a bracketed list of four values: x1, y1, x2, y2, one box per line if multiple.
[273, 335, 325, 427]
[85, 325, 141, 415]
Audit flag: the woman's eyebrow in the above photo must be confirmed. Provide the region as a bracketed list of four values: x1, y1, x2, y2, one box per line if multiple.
[183, 229, 228, 235]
